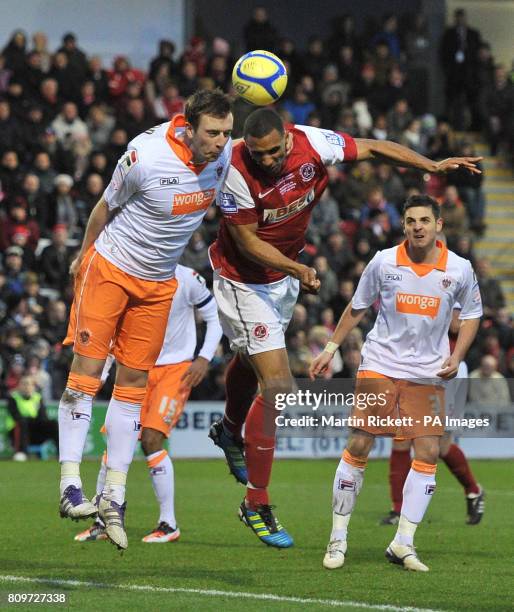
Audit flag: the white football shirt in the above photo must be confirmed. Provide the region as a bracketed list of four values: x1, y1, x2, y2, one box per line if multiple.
[352, 241, 482, 379]
[96, 116, 231, 281]
[155, 264, 223, 365]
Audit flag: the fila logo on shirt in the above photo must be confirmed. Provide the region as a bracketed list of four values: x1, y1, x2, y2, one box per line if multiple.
[395, 292, 441, 319]
[160, 177, 180, 185]
[385, 273, 402, 281]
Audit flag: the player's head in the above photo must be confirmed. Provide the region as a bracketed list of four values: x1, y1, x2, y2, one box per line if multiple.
[243, 108, 289, 177]
[401, 195, 442, 249]
[184, 89, 233, 163]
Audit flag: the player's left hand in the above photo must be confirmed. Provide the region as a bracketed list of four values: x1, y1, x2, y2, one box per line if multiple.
[180, 357, 209, 390]
[435, 157, 482, 175]
[436, 355, 460, 379]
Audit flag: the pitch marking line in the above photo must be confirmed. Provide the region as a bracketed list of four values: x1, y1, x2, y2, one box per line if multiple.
[0, 575, 443, 611]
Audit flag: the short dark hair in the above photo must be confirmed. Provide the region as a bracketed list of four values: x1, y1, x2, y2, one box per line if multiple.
[184, 89, 232, 129]
[243, 108, 285, 139]
[402, 194, 440, 219]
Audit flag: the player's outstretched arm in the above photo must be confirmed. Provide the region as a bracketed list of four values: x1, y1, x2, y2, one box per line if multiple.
[309, 303, 367, 379]
[437, 318, 481, 379]
[226, 222, 320, 293]
[69, 197, 114, 277]
[354, 139, 482, 175]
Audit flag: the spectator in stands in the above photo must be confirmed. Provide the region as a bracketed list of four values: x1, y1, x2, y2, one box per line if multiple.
[468, 355, 511, 406]
[313, 255, 339, 304]
[2, 30, 27, 75]
[387, 98, 413, 142]
[17, 51, 44, 100]
[76, 173, 103, 228]
[0, 54, 12, 95]
[86, 105, 115, 149]
[107, 56, 145, 101]
[58, 32, 88, 81]
[32, 151, 57, 195]
[448, 140, 486, 234]
[38, 78, 61, 122]
[178, 60, 199, 98]
[31, 32, 51, 74]
[40, 299, 68, 346]
[476, 258, 506, 316]
[86, 56, 109, 102]
[48, 174, 78, 237]
[6, 374, 58, 460]
[51, 102, 89, 152]
[376, 163, 405, 206]
[371, 13, 402, 60]
[0, 99, 22, 155]
[327, 14, 362, 62]
[23, 272, 47, 319]
[152, 83, 184, 120]
[38, 224, 72, 292]
[485, 65, 514, 157]
[118, 97, 154, 141]
[359, 186, 401, 231]
[283, 83, 316, 126]
[149, 39, 177, 84]
[427, 119, 457, 160]
[22, 104, 46, 159]
[341, 160, 377, 212]
[244, 6, 279, 52]
[0, 150, 22, 197]
[329, 279, 355, 320]
[3, 246, 25, 297]
[440, 8, 481, 129]
[439, 185, 469, 249]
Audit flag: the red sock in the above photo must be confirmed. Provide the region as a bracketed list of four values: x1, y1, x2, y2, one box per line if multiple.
[389, 449, 411, 513]
[244, 394, 276, 508]
[223, 354, 258, 440]
[441, 443, 479, 495]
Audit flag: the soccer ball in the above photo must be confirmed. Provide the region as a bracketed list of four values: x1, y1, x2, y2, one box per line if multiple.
[232, 50, 288, 106]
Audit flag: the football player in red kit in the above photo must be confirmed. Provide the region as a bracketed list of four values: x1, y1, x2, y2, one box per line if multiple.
[208, 108, 481, 548]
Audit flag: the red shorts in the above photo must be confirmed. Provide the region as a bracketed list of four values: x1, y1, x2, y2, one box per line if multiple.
[64, 247, 177, 370]
[140, 362, 192, 437]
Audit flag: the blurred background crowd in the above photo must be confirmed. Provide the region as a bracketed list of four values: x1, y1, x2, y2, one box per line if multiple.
[0, 7, 512, 409]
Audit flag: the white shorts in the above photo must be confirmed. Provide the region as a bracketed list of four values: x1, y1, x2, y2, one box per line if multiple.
[213, 272, 300, 355]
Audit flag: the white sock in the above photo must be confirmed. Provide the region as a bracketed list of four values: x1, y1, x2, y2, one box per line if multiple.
[147, 451, 176, 529]
[58, 389, 93, 494]
[331, 512, 351, 542]
[96, 452, 107, 496]
[102, 397, 141, 504]
[395, 466, 437, 545]
[394, 515, 418, 546]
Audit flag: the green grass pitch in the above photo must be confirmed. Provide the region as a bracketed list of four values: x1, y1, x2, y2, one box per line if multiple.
[0, 458, 512, 611]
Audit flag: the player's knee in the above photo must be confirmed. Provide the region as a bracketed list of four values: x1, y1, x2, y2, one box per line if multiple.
[141, 427, 164, 456]
[346, 431, 374, 458]
[413, 438, 439, 464]
[115, 364, 148, 388]
[70, 354, 105, 380]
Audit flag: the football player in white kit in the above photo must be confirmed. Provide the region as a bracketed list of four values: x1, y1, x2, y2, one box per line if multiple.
[310, 195, 483, 571]
[58, 89, 232, 550]
[382, 306, 484, 527]
[75, 265, 222, 545]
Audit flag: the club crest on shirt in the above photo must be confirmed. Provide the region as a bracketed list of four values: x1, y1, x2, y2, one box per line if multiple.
[78, 328, 92, 345]
[439, 276, 454, 291]
[252, 323, 269, 340]
[299, 162, 316, 182]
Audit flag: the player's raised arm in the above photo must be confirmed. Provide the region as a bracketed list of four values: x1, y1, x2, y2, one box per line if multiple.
[226, 222, 320, 294]
[354, 138, 482, 175]
[309, 303, 367, 379]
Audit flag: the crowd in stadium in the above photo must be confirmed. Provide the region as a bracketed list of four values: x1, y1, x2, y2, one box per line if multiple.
[0, 8, 512, 406]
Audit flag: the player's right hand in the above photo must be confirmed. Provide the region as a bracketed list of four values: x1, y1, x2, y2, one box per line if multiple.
[309, 351, 333, 380]
[296, 265, 320, 294]
[69, 256, 82, 278]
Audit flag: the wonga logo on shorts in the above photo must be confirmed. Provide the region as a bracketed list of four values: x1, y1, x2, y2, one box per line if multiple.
[395, 292, 441, 319]
[172, 189, 216, 215]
